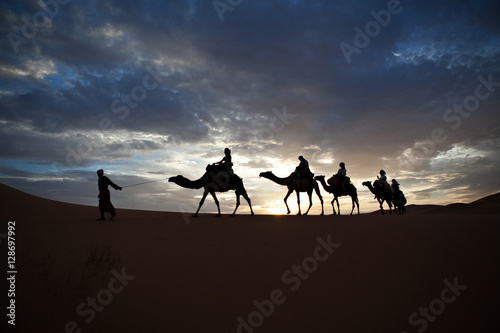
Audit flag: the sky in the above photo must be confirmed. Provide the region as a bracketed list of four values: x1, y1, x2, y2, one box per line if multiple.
[1, 0, 499, 215]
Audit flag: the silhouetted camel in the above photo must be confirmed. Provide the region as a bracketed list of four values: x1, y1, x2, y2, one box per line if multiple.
[259, 171, 324, 215]
[314, 175, 359, 215]
[362, 180, 393, 215]
[169, 166, 254, 217]
[391, 180, 406, 215]
[392, 191, 407, 214]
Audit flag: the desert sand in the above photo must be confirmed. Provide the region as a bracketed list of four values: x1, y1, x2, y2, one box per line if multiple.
[1, 183, 499, 332]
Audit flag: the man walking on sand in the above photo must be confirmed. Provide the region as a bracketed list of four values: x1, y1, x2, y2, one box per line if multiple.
[96, 169, 122, 221]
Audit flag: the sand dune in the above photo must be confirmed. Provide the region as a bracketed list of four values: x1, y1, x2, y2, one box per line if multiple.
[403, 193, 500, 215]
[1, 183, 499, 332]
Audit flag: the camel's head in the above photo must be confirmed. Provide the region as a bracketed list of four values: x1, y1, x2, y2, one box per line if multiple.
[259, 171, 272, 178]
[314, 175, 325, 180]
[361, 181, 371, 187]
[168, 176, 181, 183]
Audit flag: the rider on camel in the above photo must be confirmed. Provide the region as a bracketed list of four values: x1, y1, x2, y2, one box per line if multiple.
[328, 162, 348, 191]
[391, 179, 400, 193]
[214, 148, 234, 175]
[336, 162, 347, 191]
[378, 170, 392, 192]
[295, 156, 314, 181]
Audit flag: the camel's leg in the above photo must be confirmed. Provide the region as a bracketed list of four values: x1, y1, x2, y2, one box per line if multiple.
[304, 190, 313, 215]
[355, 197, 360, 215]
[296, 190, 302, 215]
[231, 193, 241, 216]
[193, 189, 209, 217]
[386, 198, 392, 215]
[378, 198, 385, 215]
[284, 189, 293, 214]
[210, 191, 221, 217]
[350, 197, 355, 215]
[335, 196, 340, 215]
[314, 185, 324, 215]
[241, 191, 254, 216]
[332, 197, 338, 215]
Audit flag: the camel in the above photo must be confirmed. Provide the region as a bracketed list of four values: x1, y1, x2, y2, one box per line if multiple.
[314, 176, 359, 215]
[362, 180, 393, 215]
[392, 190, 407, 214]
[168, 165, 254, 217]
[391, 180, 406, 215]
[259, 171, 324, 215]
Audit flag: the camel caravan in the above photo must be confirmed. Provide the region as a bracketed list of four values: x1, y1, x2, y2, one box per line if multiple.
[168, 149, 407, 217]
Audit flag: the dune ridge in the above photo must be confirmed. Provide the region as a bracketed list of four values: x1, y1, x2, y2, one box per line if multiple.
[2, 183, 498, 218]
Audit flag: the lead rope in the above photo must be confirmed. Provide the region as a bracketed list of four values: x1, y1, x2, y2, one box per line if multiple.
[121, 178, 166, 188]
